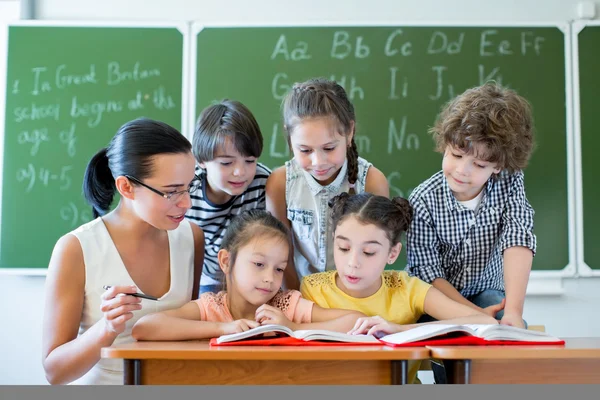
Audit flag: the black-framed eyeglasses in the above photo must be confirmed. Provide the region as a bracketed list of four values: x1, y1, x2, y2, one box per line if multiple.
[125, 175, 201, 203]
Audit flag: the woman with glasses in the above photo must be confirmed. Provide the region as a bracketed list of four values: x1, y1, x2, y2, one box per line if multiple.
[42, 118, 204, 385]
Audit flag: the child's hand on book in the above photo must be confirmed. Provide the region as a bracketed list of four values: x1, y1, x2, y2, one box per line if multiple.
[500, 312, 525, 329]
[482, 298, 505, 318]
[347, 316, 404, 337]
[220, 319, 261, 335]
[255, 304, 296, 330]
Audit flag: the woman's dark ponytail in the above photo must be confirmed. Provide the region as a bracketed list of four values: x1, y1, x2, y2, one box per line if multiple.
[83, 148, 115, 218]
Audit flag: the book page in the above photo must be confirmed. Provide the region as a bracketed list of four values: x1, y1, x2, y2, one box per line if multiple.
[464, 324, 501, 337]
[467, 324, 561, 341]
[216, 324, 294, 344]
[379, 324, 471, 345]
[293, 330, 380, 343]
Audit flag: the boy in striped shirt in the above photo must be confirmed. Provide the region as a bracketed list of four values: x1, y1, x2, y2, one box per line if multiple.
[186, 100, 270, 294]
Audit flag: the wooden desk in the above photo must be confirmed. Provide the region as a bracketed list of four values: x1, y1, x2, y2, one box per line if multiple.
[428, 338, 600, 384]
[101, 341, 429, 385]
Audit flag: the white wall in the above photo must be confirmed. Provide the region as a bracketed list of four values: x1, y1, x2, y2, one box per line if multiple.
[0, 276, 46, 385]
[1, 0, 600, 385]
[0, 1, 21, 22]
[32, 0, 600, 23]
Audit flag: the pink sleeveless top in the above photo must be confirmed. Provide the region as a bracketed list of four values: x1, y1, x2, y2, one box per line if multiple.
[194, 290, 313, 323]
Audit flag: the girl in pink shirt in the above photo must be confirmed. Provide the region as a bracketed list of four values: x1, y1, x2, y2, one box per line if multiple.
[133, 210, 363, 340]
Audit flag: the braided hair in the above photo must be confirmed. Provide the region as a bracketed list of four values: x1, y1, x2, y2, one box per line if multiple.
[282, 78, 359, 194]
[328, 193, 413, 245]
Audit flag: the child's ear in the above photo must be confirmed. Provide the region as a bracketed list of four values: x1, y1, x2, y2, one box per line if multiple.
[493, 166, 502, 175]
[347, 120, 355, 145]
[198, 161, 207, 170]
[115, 176, 135, 200]
[387, 242, 402, 265]
[218, 249, 231, 274]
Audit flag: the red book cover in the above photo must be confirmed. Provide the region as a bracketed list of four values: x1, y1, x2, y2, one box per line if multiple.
[209, 336, 384, 346]
[210, 335, 565, 347]
[209, 324, 565, 347]
[380, 335, 566, 347]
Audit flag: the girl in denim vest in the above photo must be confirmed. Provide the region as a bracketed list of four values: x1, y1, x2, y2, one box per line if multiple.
[266, 78, 388, 290]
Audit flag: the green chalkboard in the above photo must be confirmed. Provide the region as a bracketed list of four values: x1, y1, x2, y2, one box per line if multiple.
[195, 25, 571, 273]
[576, 23, 600, 272]
[1, 24, 186, 270]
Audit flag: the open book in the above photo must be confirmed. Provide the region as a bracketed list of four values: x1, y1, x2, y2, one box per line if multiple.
[211, 324, 381, 346]
[376, 324, 564, 347]
[210, 323, 564, 347]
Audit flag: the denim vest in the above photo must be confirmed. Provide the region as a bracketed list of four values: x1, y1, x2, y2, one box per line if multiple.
[285, 157, 371, 280]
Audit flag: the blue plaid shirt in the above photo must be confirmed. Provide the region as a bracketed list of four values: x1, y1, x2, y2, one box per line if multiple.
[405, 170, 536, 298]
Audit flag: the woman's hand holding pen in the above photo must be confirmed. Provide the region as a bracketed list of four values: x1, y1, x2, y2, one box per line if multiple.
[100, 285, 143, 335]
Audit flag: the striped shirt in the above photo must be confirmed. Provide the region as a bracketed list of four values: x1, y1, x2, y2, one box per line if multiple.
[405, 170, 536, 298]
[186, 163, 271, 284]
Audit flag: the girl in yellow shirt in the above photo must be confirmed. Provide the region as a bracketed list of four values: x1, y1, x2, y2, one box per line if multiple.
[300, 193, 497, 383]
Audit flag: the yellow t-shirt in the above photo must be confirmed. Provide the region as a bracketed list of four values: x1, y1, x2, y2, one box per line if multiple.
[300, 270, 432, 384]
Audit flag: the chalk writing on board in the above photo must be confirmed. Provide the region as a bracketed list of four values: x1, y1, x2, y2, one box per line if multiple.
[17, 127, 50, 156]
[11, 63, 178, 173]
[271, 72, 289, 100]
[10, 60, 179, 200]
[384, 29, 413, 57]
[58, 123, 77, 157]
[13, 102, 60, 123]
[55, 64, 98, 89]
[153, 86, 176, 110]
[128, 91, 145, 111]
[428, 31, 464, 55]
[388, 117, 420, 154]
[262, 28, 550, 198]
[330, 31, 370, 59]
[272, 72, 366, 101]
[107, 62, 160, 86]
[70, 96, 123, 128]
[60, 201, 92, 228]
[388, 67, 409, 100]
[479, 30, 545, 57]
[270, 35, 312, 61]
[16, 124, 77, 158]
[269, 123, 290, 159]
[31, 67, 53, 95]
[330, 75, 364, 100]
[478, 65, 503, 85]
[429, 66, 456, 101]
[16, 164, 73, 192]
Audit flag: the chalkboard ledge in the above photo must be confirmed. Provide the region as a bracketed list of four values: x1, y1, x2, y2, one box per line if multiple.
[526, 277, 564, 295]
[0, 268, 47, 276]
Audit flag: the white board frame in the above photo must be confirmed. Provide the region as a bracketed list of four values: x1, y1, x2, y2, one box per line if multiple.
[572, 20, 600, 277]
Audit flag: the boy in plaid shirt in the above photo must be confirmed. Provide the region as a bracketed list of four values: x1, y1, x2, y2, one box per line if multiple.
[406, 82, 536, 329]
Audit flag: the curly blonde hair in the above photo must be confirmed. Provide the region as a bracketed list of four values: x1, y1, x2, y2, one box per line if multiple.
[430, 82, 535, 174]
